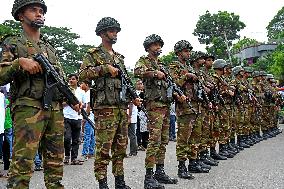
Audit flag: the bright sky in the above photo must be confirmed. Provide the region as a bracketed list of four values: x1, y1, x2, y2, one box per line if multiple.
[1, 0, 283, 69]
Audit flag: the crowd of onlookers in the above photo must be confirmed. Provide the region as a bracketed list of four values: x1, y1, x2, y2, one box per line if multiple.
[0, 76, 178, 177]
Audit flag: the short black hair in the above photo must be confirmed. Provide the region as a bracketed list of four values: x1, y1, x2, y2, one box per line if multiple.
[82, 80, 91, 86]
[68, 73, 78, 80]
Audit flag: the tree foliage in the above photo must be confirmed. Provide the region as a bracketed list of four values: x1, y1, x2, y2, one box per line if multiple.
[267, 6, 284, 40]
[160, 51, 177, 65]
[193, 10, 246, 59]
[0, 20, 95, 75]
[231, 37, 259, 53]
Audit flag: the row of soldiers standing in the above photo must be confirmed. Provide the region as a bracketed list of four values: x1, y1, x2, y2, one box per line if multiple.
[0, 0, 282, 187]
[81, 18, 283, 189]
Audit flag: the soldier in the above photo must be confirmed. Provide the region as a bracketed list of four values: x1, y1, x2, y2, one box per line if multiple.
[79, 17, 141, 189]
[242, 67, 259, 144]
[212, 60, 236, 159]
[231, 66, 250, 149]
[186, 51, 212, 173]
[168, 40, 197, 180]
[0, 0, 77, 188]
[203, 55, 227, 162]
[223, 63, 242, 152]
[134, 34, 178, 189]
[251, 71, 264, 141]
[265, 74, 281, 136]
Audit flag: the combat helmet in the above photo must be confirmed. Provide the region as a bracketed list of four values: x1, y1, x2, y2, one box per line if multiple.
[259, 71, 267, 76]
[243, 66, 253, 73]
[190, 51, 206, 63]
[143, 34, 164, 51]
[212, 59, 226, 69]
[252, 71, 260, 78]
[174, 40, 193, 55]
[266, 74, 274, 80]
[232, 66, 244, 76]
[12, 0, 47, 21]
[204, 53, 215, 61]
[95, 17, 121, 36]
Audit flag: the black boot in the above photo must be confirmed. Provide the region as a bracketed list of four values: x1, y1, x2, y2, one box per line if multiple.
[99, 178, 109, 189]
[177, 161, 195, 179]
[210, 147, 227, 160]
[225, 143, 237, 155]
[229, 139, 239, 153]
[219, 144, 234, 158]
[144, 168, 165, 189]
[244, 135, 254, 146]
[256, 132, 263, 141]
[238, 136, 250, 148]
[188, 159, 210, 173]
[200, 149, 218, 166]
[207, 149, 219, 164]
[154, 164, 178, 184]
[115, 175, 131, 189]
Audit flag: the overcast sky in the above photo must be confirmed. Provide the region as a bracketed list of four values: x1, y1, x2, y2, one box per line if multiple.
[1, 0, 283, 68]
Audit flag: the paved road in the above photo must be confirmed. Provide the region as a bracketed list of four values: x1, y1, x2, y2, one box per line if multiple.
[1, 126, 284, 189]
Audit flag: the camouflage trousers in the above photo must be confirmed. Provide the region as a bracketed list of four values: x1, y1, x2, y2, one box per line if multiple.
[145, 106, 169, 168]
[243, 105, 253, 135]
[189, 108, 205, 160]
[261, 106, 270, 132]
[218, 107, 230, 144]
[8, 106, 64, 189]
[206, 111, 218, 148]
[94, 108, 128, 180]
[269, 106, 277, 129]
[200, 110, 212, 151]
[176, 113, 195, 161]
[229, 108, 236, 140]
[236, 106, 245, 136]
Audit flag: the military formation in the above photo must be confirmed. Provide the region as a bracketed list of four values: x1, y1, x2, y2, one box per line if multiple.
[0, 0, 283, 189]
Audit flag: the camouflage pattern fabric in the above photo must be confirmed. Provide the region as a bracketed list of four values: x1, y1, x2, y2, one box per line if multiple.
[145, 106, 170, 168]
[94, 108, 128, 180]
[79, 44, 129, 181]
[7, 107, 64, 189]
[0, 32, 64, 189]
[176, 114, 196, 161]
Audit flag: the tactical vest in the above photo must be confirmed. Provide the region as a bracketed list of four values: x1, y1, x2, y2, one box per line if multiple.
[88, 47, 129, 107]
[144, 77, 169, 102]
[1, 33, 62, 104]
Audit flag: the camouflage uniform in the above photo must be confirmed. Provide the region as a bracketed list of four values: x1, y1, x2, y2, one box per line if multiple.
[134, 55, 170, 169]
[79, 44, 129, 181]
[0, 1, 64, 187]
[168, 61, 196, 162]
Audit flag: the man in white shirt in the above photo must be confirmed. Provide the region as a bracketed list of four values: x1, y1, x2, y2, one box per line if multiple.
[80, 80, 95, 160]
[63, 74, 86, 165]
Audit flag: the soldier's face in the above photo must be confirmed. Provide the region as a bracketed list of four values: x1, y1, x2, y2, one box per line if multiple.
[180, 49, 191, 61]
[205, 58, 213, 67]
[148, 42, 162, 56]
[104, 28, 118, 44]
[19, 4, 45, 27]
[196, 58, 205, 66]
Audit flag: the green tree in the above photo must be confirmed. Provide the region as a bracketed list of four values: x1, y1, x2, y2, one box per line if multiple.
[160, 51, 177, 65]
[0, 20, 95, 74]
[193, 10, 246, 59]
[231, 37, 259, 53]
[267, 6, 284, 40]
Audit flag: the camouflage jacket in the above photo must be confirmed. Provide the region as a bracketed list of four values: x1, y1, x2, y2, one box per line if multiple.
[134, 55, 170, 108]
[168, 60, 196, 115]
[0, 32, 63, 110]
[79, 44, 129, 109]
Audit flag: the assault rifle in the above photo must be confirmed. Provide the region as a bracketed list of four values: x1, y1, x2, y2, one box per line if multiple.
[159, 65, 197, 114]
[112, 63, 149, 119]
[33, 54, 95, 130]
